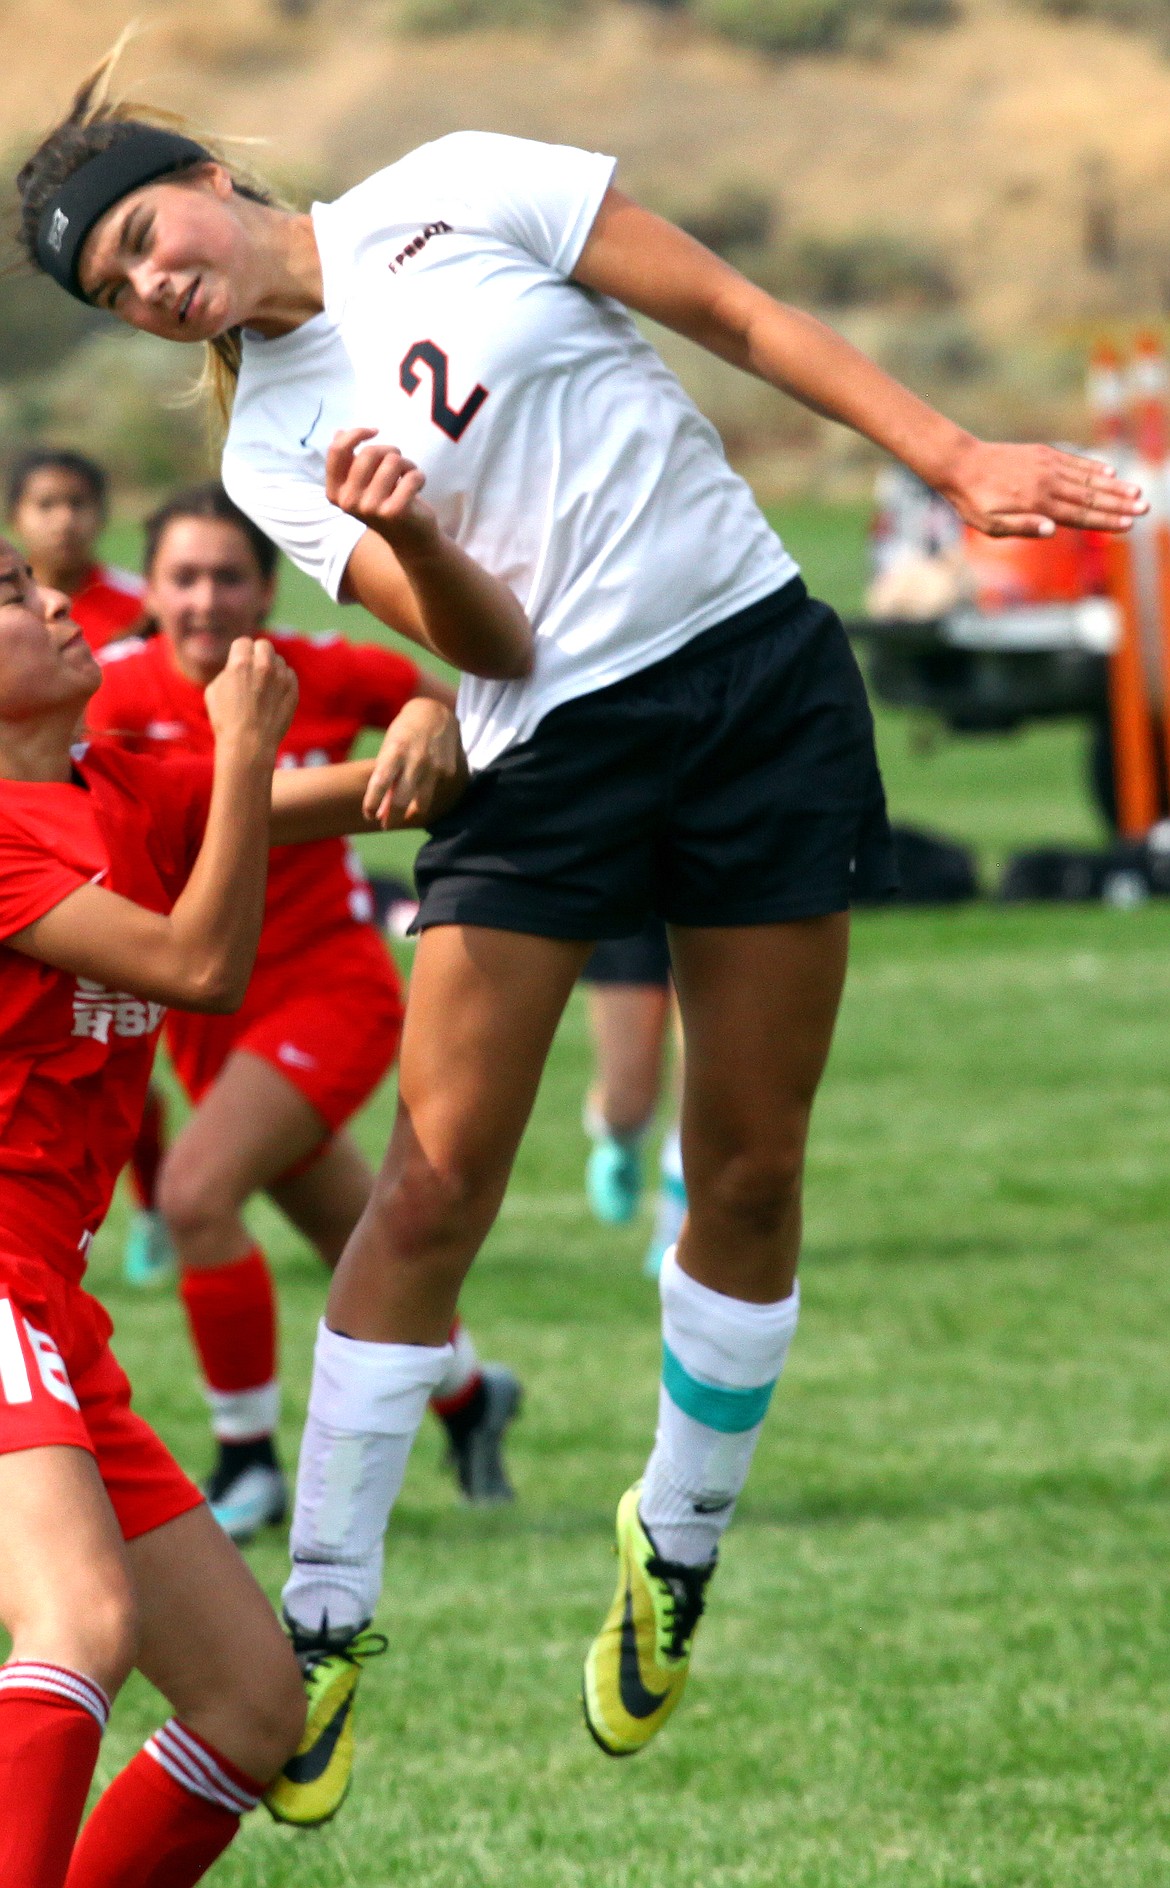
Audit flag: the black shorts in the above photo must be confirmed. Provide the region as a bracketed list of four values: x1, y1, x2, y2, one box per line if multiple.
[580, 919, 672, 988]
[415, 578, 897, 938]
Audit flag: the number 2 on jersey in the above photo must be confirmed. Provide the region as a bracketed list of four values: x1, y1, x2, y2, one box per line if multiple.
[399, 341, 489, 442]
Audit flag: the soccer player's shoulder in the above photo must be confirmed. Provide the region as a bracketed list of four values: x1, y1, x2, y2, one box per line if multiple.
[96, 633, 151, 669]
[100, 564, 146, 601]
[69, 734, 159, 807]
[267, 626, 340, 663]
[268, 627, 345, 669]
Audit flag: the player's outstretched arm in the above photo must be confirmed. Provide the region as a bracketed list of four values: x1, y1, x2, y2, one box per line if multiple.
[270, 698, 468, 840]
[574, 191, 1148, 541]
[329, 430, 534, 680]
[9, 639, 296, 1012]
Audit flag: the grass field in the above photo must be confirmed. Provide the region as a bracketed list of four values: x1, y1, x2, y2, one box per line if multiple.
[77, 506, 1170, 1885]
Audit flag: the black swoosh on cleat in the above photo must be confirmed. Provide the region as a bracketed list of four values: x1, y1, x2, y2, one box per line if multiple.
[618, 1588, 671, 1720]
[281, 1695, 353, 1785]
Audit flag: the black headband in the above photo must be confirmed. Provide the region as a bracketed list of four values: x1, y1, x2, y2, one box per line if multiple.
[35, 128, 210, 303]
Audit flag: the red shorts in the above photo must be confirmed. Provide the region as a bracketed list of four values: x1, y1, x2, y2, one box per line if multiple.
[0, 1252, 203, 1542]
[166, 926, 405, 1134]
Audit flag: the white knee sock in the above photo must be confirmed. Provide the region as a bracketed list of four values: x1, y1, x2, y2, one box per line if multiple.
[283, 1321, 452, 1635]
[639, 1246, 799, 1567]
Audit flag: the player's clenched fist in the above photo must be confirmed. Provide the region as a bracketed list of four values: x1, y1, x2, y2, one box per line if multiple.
[205, 636, 298, 753]
[326, 428, 438, 554]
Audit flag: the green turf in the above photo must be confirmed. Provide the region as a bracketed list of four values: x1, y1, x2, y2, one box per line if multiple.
[78, 505, 1169, 1886]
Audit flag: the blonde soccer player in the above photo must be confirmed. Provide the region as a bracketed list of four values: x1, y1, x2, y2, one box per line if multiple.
[17, 53, 1145, 1819]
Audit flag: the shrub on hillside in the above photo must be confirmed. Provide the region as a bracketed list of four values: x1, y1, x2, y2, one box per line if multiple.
[1030, 0, 1170, 26]
[781, 231, 956, 308]
[692, 0, 953, 55]
[0, 331, 211, 494]
[398, 0, 576, 33]
[0, 269, 107, 385]
[677, 186, 776, 255]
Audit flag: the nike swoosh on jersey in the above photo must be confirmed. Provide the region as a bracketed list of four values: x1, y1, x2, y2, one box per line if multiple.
[278, 1042, 318, 1069]
[618, 1590, 670, 1720]
[281, 1695, 353, 1785]
[299, 399, 324, 448]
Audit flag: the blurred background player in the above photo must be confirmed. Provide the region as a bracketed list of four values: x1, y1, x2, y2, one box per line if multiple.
[7, 447, 144, 649]
[91, 483, 521, 1539]
[6, 445, 172, 1289]
[580, 919, 687, 1277]
[0, 547, 310, 1888]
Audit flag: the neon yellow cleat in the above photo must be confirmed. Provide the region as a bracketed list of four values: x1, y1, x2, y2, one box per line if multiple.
[582, 1482, 715, 1757]
[264, 1623, 387, 1826]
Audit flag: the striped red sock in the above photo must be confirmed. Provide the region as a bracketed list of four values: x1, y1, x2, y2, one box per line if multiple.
[179, 1247, 277, 1430]
[0, 1661, 109, 1888]
[66, 1719, 263, 1888]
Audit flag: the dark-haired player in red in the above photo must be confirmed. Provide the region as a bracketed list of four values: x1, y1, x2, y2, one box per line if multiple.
[7, 446, 172, 1280]
[0, 523, 468, 1886]
[0, 487, 479, 1888]
[91, 483, 522, 1540]
[7, 447, 145, 652]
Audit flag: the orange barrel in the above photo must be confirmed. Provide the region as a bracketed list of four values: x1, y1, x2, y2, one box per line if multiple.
[960, 525, 1088, 611]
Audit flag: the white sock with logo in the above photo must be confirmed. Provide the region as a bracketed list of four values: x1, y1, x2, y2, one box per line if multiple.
[638, 1247, 799, 1567]
[283, 1321, 452, 1635]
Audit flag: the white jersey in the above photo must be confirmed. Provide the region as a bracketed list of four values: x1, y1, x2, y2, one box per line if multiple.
[222, 131, 798, 771]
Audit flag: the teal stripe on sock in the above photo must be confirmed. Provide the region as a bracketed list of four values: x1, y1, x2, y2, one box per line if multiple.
[661, 1344, 777, 1434]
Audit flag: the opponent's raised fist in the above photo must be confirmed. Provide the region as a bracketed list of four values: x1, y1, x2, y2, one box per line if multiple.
[205, 636, 298, 753]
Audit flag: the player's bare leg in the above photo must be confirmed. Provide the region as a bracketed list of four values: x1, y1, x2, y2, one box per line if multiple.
[268, 1134, 375, 1269]
[274, 926, 588, 1823]
[272, 1137, 521, 1502]
[157, 1050, 330, 1539]
[161, 1044, 521, 1538]
[583, 983, 671, 1226]
[669, 914, 849, 1302]
[325, 927, 590, 1343]
[584, 912, 849, 1753]
[0, 1446, 134, 1886]
[64, 1502, 304, 1885]
[122, 1083, 177, 1289]
[128, 1504, 304, 1776]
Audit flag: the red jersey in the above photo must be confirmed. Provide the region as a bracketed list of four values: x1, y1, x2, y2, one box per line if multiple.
[0, 742, 212, 1281]
[69, 563, 146, 652]
[91, 629, 420, 967]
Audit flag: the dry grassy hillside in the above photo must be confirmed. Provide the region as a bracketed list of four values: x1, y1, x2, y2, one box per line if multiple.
[6, 0, 1170, 486]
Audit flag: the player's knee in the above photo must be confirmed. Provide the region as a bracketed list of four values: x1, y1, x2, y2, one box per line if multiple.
[13, 1565, 139, 1697]
[82, 1579, 140, 1692]
[234, 1652, 307, 1781]
[368, 1145, 497, 1263]
[701, 1140, 805, 1241]
[187, 1635, 306, 1784]
[155, 1151, 232, 1248]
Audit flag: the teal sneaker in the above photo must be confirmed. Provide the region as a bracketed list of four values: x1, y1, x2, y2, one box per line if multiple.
[586, 1137, 644, 1226]
[123, 1210, 177, 1288]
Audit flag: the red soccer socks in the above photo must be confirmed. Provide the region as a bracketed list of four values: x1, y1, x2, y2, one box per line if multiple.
[66, 1718, 263, 1888]
[179, 1247, 278, 1440]
[0, 1662, 109, 1888]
